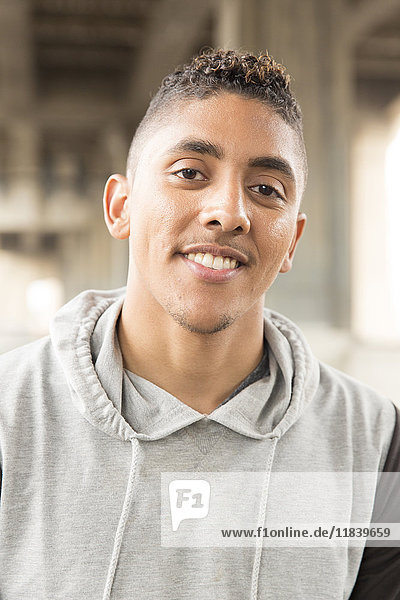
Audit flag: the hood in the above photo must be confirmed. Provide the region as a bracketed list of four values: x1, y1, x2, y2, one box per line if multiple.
[50, 287, 320, 443]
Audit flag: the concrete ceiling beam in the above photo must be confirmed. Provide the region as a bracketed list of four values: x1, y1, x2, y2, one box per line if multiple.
[34, 20, 142, 46]
[356, 35, 400, 58]
[346, 0, 400, 41]
[356, 57, 400, 79]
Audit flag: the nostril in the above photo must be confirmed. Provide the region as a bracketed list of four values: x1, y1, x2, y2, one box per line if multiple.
[203, 214, 250, 234]
[206, 219, 245, 233]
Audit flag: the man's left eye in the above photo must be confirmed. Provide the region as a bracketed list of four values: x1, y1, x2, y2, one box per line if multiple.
[251, 184, 283, 200]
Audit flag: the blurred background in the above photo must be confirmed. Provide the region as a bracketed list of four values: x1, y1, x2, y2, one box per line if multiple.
[0, 0, 399, 401]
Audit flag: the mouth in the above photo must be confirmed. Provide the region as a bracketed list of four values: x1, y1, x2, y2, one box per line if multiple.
[177, 244, 248, 283]
[180, 244, 248, 268]
[183, 252, 241, 271]
[178, 252, 245, 284]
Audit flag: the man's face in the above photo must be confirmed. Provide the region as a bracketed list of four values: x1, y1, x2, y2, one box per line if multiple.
[120, 93, 306, 334]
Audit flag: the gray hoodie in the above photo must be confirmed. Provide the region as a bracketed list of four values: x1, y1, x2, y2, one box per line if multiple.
[0, 288, 397, 599]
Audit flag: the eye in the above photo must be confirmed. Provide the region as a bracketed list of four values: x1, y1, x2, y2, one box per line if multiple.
[250, 184, 285, 201]
[173, 168, 206, 181]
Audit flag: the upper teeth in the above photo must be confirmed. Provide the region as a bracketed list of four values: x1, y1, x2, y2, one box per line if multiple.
[184, 252, 239, 270]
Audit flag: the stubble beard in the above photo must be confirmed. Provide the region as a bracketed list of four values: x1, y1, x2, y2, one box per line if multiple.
[168, 306, 234, 335]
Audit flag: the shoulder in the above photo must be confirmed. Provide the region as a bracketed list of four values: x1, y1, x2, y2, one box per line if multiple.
[318, 359, 395, 418]
[0, 336, 63, 414]
[0, 336, 56, 381]
[316, 360, 397, 467]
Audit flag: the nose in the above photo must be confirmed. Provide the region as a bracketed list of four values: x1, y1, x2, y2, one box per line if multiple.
[198, 178, 251, 235]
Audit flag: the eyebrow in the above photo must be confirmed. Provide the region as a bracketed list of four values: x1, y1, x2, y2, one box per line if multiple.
[167, 137, 295, 182]
[167, 138, 224, 159]
[248, 156, 295, 182]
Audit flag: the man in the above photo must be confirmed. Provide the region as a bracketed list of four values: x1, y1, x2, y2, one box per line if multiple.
[0, 49, 399, 599]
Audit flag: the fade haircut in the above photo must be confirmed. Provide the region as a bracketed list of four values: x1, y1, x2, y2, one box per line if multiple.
[127, 48, 307, 185]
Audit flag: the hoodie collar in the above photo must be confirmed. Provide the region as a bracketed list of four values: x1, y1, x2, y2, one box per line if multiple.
[50, 287, 320, 443]
[209, 313, 320, 438]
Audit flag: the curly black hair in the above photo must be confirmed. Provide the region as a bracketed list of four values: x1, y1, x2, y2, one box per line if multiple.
[159, 49, 301, 130]
[128, 48, 306, 183]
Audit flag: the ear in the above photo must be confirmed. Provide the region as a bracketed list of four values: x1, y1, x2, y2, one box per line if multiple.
[279, 213, 307, 274]
[103, 174, 130, 240]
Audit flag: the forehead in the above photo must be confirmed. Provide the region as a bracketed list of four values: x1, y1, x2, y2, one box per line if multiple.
[138, 93, 304, 190]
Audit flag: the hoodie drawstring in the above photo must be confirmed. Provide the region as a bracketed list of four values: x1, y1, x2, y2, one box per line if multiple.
[102, 437, 140, 600]
[250, 436, 279, 599]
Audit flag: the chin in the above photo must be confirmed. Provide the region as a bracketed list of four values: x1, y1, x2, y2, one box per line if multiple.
[168, 307, 235, 335]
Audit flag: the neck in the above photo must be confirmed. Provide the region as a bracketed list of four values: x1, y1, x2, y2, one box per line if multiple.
[117, 284, 265, 415]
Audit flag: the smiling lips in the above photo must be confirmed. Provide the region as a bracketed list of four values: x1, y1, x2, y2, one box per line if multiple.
[184, 252, 240, 270]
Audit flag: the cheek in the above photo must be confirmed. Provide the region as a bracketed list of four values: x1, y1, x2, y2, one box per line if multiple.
[255, 211, 296, 254]
[270, 219, 294, 249]
[250, 213, 298, 291]
[129, 184, 193, 257]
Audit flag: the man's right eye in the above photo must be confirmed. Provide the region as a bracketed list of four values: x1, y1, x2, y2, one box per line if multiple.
[174, 168, 205, 181]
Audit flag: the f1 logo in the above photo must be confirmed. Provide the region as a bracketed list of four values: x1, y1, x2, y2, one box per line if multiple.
[169, 480, 211, 531]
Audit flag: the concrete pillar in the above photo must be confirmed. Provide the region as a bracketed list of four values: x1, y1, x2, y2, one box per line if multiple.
[58, 231, 87, 301]
[102, 122, 129, 175]
[59, 134, 122, 299]
[0, 0, 41, 227]
[214, 0, 258, 51]
[5, 118, 41, 227]
[46, 151, 90, 229]
[312, 0, 353, 329]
